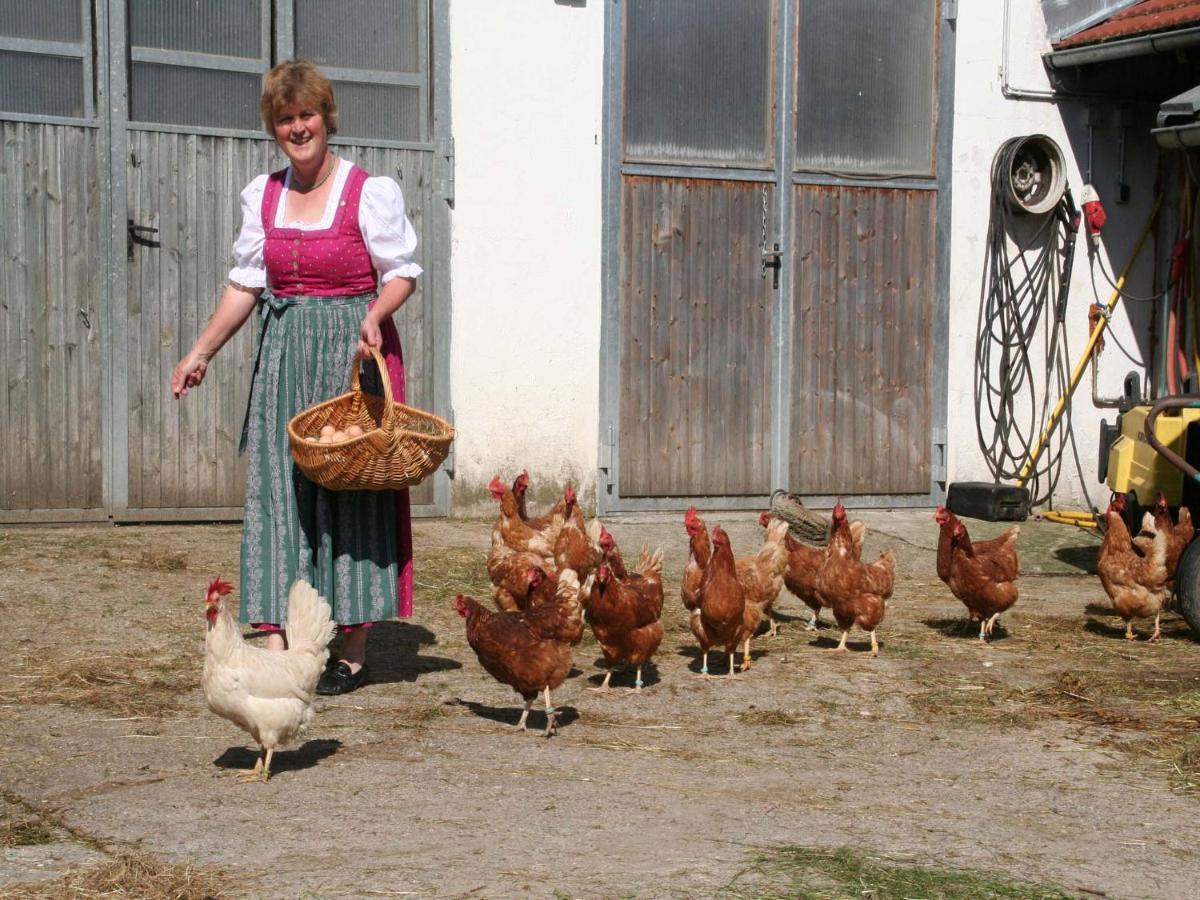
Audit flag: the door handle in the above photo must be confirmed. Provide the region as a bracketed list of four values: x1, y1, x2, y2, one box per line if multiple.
[761, 242, 781, 289]
[127, 219, 160, 259]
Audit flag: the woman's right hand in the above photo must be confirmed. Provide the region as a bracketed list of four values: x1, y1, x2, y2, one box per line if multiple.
[171, 349, 210, 398]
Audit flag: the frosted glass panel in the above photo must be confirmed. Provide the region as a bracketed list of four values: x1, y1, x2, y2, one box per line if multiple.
[625, 0, 773, 166]
[297, 0, 421, 73]
[130, 63, 260, 130]
[333, 82, 421, 142]
[795, 0, 936, 176]
[129, 0, 260, 58]
[0, 0, 81, 42]
[0, 50, 83, 117]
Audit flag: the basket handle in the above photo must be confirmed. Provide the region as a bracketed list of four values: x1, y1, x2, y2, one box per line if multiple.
[350, 345, 396, 429]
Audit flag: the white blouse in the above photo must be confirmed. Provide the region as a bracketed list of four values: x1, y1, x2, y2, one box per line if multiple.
[228, 161, 423, 289]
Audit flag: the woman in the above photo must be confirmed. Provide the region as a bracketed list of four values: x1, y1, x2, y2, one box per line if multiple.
[171, 59, 420, 695]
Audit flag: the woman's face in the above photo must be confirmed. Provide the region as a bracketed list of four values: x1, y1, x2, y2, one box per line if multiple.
[273, 100, 328, 170]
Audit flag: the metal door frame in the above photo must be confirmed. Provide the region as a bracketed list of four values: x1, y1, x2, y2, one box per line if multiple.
[598, 0, 956, 514]
[102, 0, 454, 522]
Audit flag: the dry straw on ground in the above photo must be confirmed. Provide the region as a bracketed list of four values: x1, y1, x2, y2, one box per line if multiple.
[0, 849, 239, 900]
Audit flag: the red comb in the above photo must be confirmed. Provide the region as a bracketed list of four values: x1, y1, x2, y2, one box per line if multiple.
[684, 506, 698, 524]
[207, 577, 233, 599]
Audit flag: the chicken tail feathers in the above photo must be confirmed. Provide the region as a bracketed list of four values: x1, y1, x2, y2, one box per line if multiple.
[636, 545, 665, 578]
[284, 579, 337, 653]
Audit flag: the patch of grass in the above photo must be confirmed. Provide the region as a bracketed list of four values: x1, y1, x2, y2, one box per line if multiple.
[0, 849, 239, 899]
[0, 819, 56, 847]
[723, 845, 1076, 899]
[1143, 735, 1200, 795]
[0, 651, 195, 717]
[737, 708, 800, 727]
[908, 678, 1036, 729]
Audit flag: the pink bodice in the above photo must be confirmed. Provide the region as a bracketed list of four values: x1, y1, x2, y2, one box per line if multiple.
[261, 164, 378, 297]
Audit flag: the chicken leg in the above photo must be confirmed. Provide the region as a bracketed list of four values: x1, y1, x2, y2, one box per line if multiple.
[869, 631, 880, 657]
[766, 616, 779, 638]
[1124, 620, 1137, 641]
[727, 651, 737, 680]
[543, 685, 557, 737]
[515, 695, 535, 730]
[828, 630, 850, 653]
[633, 666, 645, 691]
[588, 669, 614, 692]
[806, 609, 822, 631]
[235, 749, 265, 784]
[1150, 613, 1162, 643]
[740, 637, 753, 672]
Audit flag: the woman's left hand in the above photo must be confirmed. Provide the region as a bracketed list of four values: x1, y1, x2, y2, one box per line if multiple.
[358, 313, 382, 359]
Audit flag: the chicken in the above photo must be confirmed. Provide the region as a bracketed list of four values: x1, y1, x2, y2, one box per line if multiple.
[681, 506, 711, 613]
[934, 506, 1020, 641]
[689, 525, 746, 678]
[588, 530, 664, 691]
[769, 511, 866, 631]
[1099, 494, 1170, 641]
[488, 550, 557, 612]
[512, 470, 586, 532]
[814, 500, 896, 656]
[202, 577, 336, 782]
[552, 485, 599, 580]
[1134, 493, 1194, 586]
[488, 474, 557, 563]
[733, 516, 791, 669]
[455, 569, 583, 736]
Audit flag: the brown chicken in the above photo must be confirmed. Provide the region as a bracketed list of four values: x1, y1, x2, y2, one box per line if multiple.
[488, 552, 558, 613]
[768, 511, 866, 631]
[814, 500, 896, 656]
[454, 568, 583, 736]
[1099, 494, 1170, 641]
[587, 531, 664, 691]
[488, 474, 557, 563]
[733, 516, 791, 669]
[681, 506, 711, 613]
[934, 506, 1020, 641]
[689, 525, 746, 678]
[552, 485, 599, 580]
[1134, 493, 1194, 586]
[513, 470, 586, 532]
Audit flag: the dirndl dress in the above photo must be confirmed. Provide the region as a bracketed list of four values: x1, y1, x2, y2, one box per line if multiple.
[236, 162, 416, 629]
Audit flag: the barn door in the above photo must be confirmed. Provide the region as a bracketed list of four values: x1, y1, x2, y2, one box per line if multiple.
[600, 0, 952, 512]
[0, 1, 108, 522]
[110, 0, 451, 521]
[602, 0, 780, 510]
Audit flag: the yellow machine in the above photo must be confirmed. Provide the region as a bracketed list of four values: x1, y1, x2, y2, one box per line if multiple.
[1104, 404, 1200, 506]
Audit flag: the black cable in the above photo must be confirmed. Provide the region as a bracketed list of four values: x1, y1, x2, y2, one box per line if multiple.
[973, 140, 1079, 507]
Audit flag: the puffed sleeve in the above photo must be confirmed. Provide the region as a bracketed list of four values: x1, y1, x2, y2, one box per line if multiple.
[227, 174, 269, 289]
[359, 176, 423, 283]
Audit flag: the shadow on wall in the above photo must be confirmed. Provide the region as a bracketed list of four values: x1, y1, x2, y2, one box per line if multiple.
[1054, 101, 1163, 379]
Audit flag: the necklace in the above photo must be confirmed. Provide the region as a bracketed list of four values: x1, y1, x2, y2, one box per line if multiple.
[291, 156, 336, 193]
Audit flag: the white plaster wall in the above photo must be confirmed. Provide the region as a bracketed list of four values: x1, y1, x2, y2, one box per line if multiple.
[444, 0, 1161, 512]
[447, 0, 605, 504]
[947, 0, 1161, 508]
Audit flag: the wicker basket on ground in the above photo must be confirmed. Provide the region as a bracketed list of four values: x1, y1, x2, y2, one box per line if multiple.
[288, 346, 454, 491]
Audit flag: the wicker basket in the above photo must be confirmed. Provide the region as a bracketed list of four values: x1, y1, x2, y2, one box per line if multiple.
[288, 346, 455, 491]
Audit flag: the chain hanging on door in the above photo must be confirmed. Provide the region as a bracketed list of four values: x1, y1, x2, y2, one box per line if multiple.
[759, 183, 781, 288]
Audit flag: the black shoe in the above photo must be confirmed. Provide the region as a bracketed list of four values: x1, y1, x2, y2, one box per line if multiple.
[316, 661, 367, 695]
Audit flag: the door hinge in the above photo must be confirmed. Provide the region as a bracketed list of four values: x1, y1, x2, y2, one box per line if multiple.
[598, 423, 615, 491]
[932, 426, 948, 484]
[439, 137, 455, 205]
[942, 0, 957, 21]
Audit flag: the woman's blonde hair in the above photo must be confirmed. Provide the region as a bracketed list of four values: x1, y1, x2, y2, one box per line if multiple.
[259, 59, 339, 136]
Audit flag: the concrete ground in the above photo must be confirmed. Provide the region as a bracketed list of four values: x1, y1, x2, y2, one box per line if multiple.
[1, 507, 1199, 898]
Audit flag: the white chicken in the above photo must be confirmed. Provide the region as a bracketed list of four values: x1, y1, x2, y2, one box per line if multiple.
[202, 577, 336, 782]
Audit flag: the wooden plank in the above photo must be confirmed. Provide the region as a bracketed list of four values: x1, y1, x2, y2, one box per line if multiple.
[618, 175, 773, 498]
[789, 184, 934, 495]
[23, 125, 47, 511]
